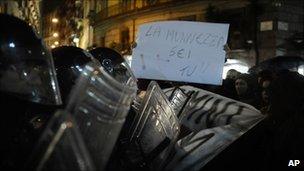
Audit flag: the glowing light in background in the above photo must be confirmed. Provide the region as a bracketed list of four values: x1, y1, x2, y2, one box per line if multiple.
[9, 42, 15, 48]
[53, 32, 59, 37]
[52, 18, 59, 23]
[298, 65, 304, 76]
[73, 37, 79, 43]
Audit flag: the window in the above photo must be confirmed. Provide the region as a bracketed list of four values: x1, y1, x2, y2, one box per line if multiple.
[120, 28, 130, 51]
[260, 21, 273, 31]
[100, 37, 105, 47]
[278, 21, 288, 31]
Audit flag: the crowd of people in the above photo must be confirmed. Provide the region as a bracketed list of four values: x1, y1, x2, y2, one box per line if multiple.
[202, 68, 304, 170]
[220, 69, 274, 114]
[181, 68, 303, 117]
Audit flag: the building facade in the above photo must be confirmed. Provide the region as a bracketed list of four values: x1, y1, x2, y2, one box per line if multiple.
[90, 0, 251, 54]
[257, 0, 303, 61]
[42, 0, 84, 49]
[0, 0, 42, 33]
[84, 0, 303, 65]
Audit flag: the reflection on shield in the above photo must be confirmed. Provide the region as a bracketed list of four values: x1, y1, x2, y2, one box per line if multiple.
[167, 87, 191, 118]
[66, 62, 137, 170]
[124, 81, 180, 170]
[27, 110, 95, 171]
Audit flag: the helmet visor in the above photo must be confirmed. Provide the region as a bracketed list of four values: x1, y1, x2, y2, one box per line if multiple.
[0, 42, 62, 105]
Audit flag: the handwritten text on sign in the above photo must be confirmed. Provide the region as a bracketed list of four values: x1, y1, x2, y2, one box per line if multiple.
[131, 21, 229, 85]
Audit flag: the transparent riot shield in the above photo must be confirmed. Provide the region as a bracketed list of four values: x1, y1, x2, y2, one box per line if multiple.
[123, 81, 180, 170]
[27, 110, 95, 171]
[164, 85, 265, 171]
[66, 62, 137, 170]
[176, 86, 263, 132]
[167, 87, 191, 118]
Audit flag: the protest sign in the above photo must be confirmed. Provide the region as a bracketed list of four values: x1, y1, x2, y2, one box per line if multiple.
[131, 21, 229, 85]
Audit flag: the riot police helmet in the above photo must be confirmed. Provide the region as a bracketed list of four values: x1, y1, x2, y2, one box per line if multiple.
[52, 46, 96, 103]
[89, 47, 134, 84]
[0, 14, 62, 105]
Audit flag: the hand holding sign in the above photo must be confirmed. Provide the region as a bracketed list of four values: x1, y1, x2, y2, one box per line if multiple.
[131, 21, 229, 85]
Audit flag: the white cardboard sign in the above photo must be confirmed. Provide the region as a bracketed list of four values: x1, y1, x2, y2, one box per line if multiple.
[131, 21, 229, 85]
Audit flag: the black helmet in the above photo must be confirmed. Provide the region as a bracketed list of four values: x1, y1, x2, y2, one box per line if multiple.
[0, 14, 62, 105]
[52, 46, 96, 103]
[89, 47, 134, 84]
[89, 47, 125, 73]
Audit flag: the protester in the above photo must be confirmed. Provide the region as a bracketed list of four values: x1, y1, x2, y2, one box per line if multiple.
[260, 70, 304, 170]
[255, 70, 273, 114]
[259, 81, 271, 114]
[203, 70, 304, 171]
[234, 74, 259, 108]
[257, 69, 274, 86]
[227, 69, 241, 80]
[219, 69, 240, 99]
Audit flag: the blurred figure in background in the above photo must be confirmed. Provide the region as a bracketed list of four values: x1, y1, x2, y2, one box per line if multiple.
[257, 70, 274, 114]
[234, 74, 259, 108]
[219, 69, 240, 99]
[260, 82, 271, 114]
[258, 70, 304, 170]
[227, 69, 241, 80]
[257, 69, 274, 87]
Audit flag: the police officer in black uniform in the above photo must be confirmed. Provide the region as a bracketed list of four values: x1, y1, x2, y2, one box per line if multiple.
[52, 46, 96, 104]
[0, 14, 62, 169]
[89, 47, 134, 84]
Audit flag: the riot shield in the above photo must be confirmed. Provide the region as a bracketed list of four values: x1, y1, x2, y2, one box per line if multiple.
[164, 86, 265, 171]
[27, 110, 95, 171]
[167, 87, 191, 118]
[66, 62, 137, 170]
[123, 81, 180, 170]
[177, 86, 262, 132]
